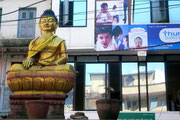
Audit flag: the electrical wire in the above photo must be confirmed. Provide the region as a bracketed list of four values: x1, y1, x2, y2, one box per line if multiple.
[0, 2, 180, 51]
[0, 0, 176, 23]
[1, 2, 180, 25]
[0, 2, 179, 114]
[0, 0, 156, 17]
[0, 40, 179, 87]
[0, 0, 47, 16]
[0, 39, 180, 54]
[0, 2, 179, 51]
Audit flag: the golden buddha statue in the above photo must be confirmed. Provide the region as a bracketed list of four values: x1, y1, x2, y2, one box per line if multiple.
[7, 9, 75, 95]
[23, 9, 67, 69]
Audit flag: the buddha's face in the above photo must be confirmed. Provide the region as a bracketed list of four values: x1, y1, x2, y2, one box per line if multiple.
[39, 16, 57, 32]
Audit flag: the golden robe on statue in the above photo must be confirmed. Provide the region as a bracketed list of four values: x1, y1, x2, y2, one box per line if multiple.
[27, 35, 67, 66]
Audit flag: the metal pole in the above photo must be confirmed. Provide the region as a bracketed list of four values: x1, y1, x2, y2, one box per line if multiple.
[0, 47, 4, 111]
[145, 62, 149, 111]
[138, 59, 141, 111]
[1, 54, 8, 112]
[128, 0, 132, 25]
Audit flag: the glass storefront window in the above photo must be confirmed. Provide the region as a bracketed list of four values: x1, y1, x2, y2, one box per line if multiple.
[151, 0, 169, 23]
[133, 0, 151, 23]
[85, 63, 106, 110]
[65, 63, 74, 111]
[139, 64, 147, 111]
[147, 62, 167, 111]
[134, 0, 170, 23]
[122, 63, 139, 111]
[122, 62, 166, 111]
[168, 1, 180, 23]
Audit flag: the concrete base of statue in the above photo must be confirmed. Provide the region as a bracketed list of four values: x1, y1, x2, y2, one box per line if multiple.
[8, 94, 67, 119]
[7, 64, 76, 119]
[7, 64, 75, 95]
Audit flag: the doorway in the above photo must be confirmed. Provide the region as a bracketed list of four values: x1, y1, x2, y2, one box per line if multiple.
[166, 62, 180, 110]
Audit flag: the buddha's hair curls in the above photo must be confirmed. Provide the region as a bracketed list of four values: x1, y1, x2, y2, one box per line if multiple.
[40, 9, 58, 22]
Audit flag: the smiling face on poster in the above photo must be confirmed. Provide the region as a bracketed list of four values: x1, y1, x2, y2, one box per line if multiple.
[96, 0, 128, 25]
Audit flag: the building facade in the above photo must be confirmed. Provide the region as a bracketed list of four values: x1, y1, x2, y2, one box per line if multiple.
[0, 0, 180, 118]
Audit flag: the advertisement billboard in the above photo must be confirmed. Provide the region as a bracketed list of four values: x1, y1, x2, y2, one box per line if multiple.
[95, 0, 129, 51]
[148, 24, 180, 50]
[95, 24, 180, 51]
[95, 0, 180, 51]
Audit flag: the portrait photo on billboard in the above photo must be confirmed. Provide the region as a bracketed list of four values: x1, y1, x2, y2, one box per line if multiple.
[148, 24, 180, 50]
[128, 25, 148, 50]
[112, 25, 129, 50]
[95, 25, 116, 51]
[96, 0, 128, 26]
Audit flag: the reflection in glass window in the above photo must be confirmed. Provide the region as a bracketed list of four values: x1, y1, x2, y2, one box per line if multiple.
[168, 1, 180, 23]
[65, 63, 74, 111]
[29, 12, 34, 19]
[122, 63, 139, 111]
[150, 98, 158, 110]
[59, 0, 87, 27]
[127, 100, 138, 111]
[85, 64, 106, 110]
[22, 12, 26, 19]
[133, 0, 169, 23]
[133, 0, 151, 23]
[147, 62, 167, 111]
[161, 100, 166, 106]
[139, 65, 147, 111]
[0, 9, 2, 30]
[151, 0, 169, 23]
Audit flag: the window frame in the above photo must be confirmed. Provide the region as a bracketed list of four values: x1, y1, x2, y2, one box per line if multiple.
[59, 0, 87, 27]
[0, 8, 2, 30]
[133, 0, 170, 24]
[71, 55, 168, 111]
[150, 0, 169, 23]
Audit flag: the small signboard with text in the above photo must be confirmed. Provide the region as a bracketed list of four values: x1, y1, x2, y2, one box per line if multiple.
[118, 112, 155, 120]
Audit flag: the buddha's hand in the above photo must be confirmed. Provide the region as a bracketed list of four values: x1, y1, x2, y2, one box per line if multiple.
[22, 58, 34, 69]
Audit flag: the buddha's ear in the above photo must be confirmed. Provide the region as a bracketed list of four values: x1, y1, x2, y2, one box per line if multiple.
[38, 23, 43, 35]
[55, 22, 59, 29]
[54, 23, 59, 34]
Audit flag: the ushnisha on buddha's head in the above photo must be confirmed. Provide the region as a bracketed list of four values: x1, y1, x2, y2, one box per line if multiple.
[39, 9, 58, 34]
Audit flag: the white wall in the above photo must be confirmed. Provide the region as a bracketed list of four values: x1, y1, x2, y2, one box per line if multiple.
[0, 0, 51, 38]
[0, 0, 96, 50]
[52, 0, 95, 50]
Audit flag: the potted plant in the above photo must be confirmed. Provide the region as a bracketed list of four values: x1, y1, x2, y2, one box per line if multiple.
[25, 96, 49, 119]
[96, 87, 121, 120]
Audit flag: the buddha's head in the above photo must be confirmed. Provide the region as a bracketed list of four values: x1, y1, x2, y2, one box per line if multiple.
[39, 9, 58, 34]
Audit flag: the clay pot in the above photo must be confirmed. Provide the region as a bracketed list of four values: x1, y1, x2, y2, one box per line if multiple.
[25, 100, 49, 119]
[96, 99, 120, 120]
